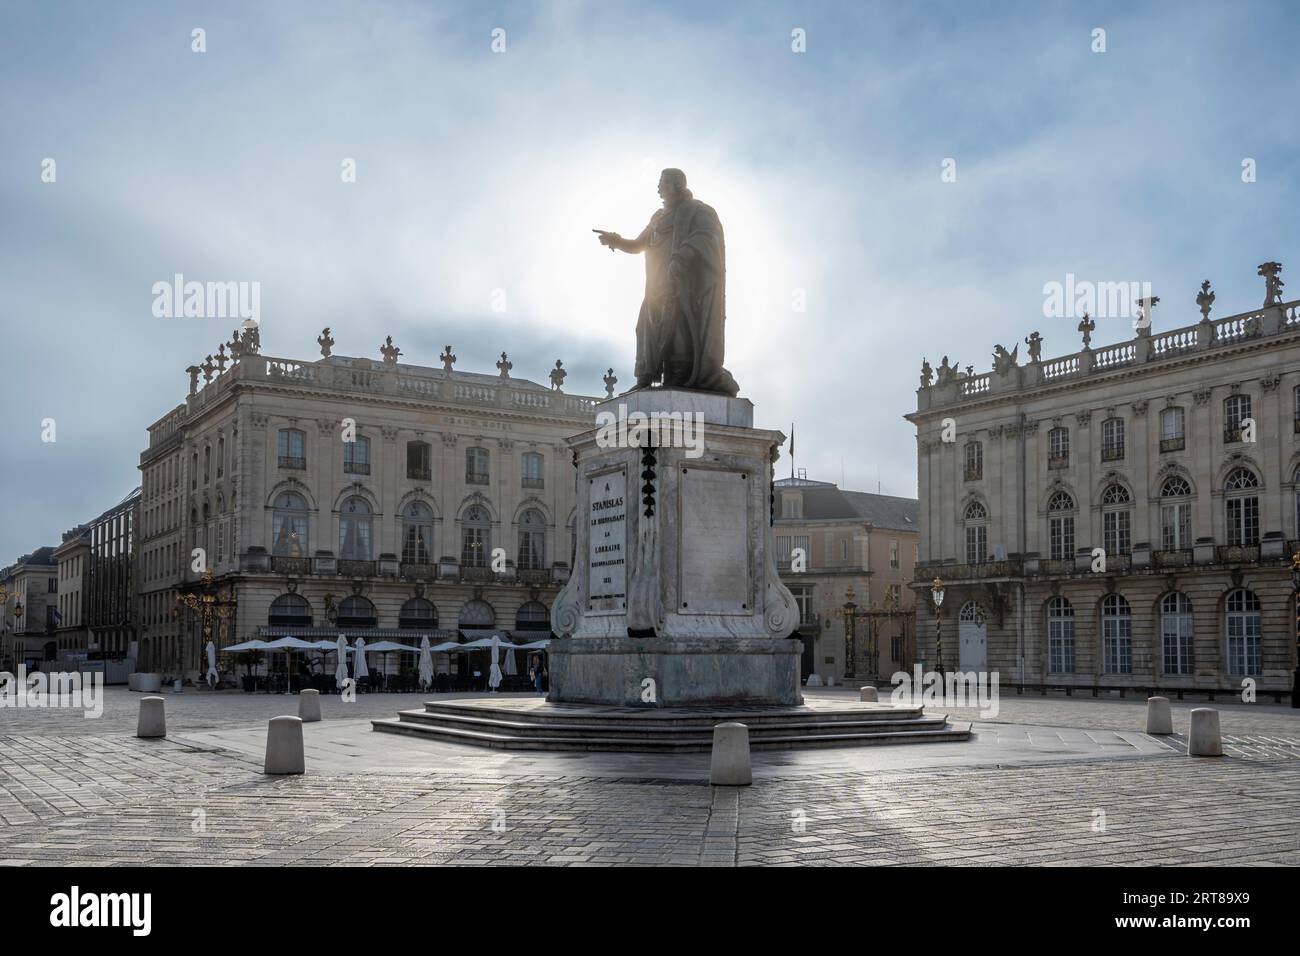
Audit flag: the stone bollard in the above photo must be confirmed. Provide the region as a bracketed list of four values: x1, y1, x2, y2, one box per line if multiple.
[709, 722, 752, 786]
[138, 673, 162, 693]
[298, 688, 322, 722]
[128, 673, 140, 692]
[859, 685, 879, 703]
[1188, 708, 1223, 757]
[264, 716, 305, 775]
[805, 674, 823, 687]
[173, 679, 183, 693]
[137, 696, 166, 738]
[1145, 696, 1172, 735]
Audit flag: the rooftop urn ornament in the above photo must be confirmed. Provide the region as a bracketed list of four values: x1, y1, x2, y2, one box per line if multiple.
[186, 365, 201, 396]
[1258, 261, 1284, 306]
[1077, 312, 1095, 349]
[440, 345, 456, 374]
[496, 351, 512, 379]
[1196, 280, 1216, 322]
[201, 355, 215, 383]
[1024, 331, 1042, 363]
[549, 359, 567, 391]
[318, 327, 334, 358]
[920, 359, 933, 388]
[214, 343, 228, 372]
[603, 367, 618, 398]
[380, 335, 402, 366]
[592, 167, 739, 396]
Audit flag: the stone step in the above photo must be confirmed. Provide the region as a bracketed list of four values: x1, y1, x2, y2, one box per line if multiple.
[418, 700, 927, 728]
[391, 707, 954, 741]
[370, 717, 972, 752]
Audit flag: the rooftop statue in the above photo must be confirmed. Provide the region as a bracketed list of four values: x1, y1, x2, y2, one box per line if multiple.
[594, 168, 739, 396]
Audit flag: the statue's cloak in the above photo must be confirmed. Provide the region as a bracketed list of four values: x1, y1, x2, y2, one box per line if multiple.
[633, 197, 739, 396]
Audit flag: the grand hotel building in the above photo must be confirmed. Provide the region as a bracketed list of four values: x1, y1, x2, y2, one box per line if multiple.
[137, 330, 602, 677]
[908, 264, 1299, 698]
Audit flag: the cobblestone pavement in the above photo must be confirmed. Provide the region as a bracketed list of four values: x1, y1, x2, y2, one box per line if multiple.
[1, 688, 1298, 866]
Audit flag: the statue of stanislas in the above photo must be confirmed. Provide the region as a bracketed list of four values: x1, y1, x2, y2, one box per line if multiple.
[594, 169, 739, 396]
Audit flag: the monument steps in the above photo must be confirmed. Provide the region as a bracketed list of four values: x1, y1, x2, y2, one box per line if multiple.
[371, 699, 972, 752]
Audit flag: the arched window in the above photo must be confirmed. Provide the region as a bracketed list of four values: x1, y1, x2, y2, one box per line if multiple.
[343, 435, 371, 475]
[1224, 394, 1252, 442]
[522, 452, 544, 488]
[1047, 596, 1075, 674]
[268, 593, 311, 627]
[458, 598, 495, 628]
[337, 595, 377, 628]
[1160, 475, 1193, 551]
[339, 496, 372, 560]
[963, 500, 987, 564]
[466, 447, 490, 485]
[516, 600, 550, 632]
[407, 440, 432, 481]
[398, 597, 437, 629]
[1224, 468, 1259, 547]
[1047, 490, 1075, 561]
[1225, 589, 1261, 675]
[1101, 594, 1132, 674]
[1101, 483, 1132, 556]
[461, 505, 491, 567]
[518, 509, 546, 570]
[272, 492, 309, 557]
[401, 501, 434, 564]
[964, 441, 983, 481]
[958, 601, 984, 625]
[278, 428, 306, 469]
[1160, 592, 1194, 676]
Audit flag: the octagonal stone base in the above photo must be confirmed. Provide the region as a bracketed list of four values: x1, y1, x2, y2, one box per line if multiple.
[547, 636, 803, 707]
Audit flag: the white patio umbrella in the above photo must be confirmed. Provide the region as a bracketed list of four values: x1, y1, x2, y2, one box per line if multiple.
[205, 640, 219, 688]
[364, 640, 420, 689]
[488, 635, 503, 691]
[502, 640, 518, 676]
[353, 636, 370, 681]
[418, 636, 434, 691]
[334, 636, 349, 687]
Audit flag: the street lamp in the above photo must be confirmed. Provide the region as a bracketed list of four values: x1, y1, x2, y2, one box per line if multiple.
[842, 586, 858, 680]
[930, 576, 946, 677]
[1291, 551, 1300, 710]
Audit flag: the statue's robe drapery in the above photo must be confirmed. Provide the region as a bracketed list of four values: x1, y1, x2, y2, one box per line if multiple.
[633, 197, 739, 396]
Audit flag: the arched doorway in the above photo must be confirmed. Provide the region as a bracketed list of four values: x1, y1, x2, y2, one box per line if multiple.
[958, 600, 987, 671]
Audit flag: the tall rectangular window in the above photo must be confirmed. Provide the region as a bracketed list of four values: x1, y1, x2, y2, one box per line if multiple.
[1049, 516, 1074, 561]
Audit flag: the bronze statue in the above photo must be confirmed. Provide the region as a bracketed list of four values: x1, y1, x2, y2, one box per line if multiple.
[594, 168, 739, 395]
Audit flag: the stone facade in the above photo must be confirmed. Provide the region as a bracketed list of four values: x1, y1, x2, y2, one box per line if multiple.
[138, 333, 604, 677]
[773, 477, 919, 683]
[0, 547, 58, 669]
[53, 527, 90, 659]
[908, 265, 1300, 696]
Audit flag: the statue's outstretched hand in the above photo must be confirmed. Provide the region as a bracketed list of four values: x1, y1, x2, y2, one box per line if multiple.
[593, 229, 621, 251]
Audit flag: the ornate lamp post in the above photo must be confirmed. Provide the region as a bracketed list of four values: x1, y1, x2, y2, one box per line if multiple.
[930, 576, 946, 677]
[842, 587, 858, 680]
[174, 570, 237, 680]
[1292, 551, 1300, 710]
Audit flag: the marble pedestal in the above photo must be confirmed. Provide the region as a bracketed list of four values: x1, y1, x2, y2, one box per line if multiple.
[549, 388, 801, 707]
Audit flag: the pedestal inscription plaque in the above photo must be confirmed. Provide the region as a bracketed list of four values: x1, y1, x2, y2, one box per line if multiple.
[679, 466, 749, 613]
[587, 469, 627, 613]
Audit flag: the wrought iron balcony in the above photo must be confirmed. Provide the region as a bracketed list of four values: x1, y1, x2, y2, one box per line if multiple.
[343, 461, 370, 475]
[1159, 437, 1185, 453]
[270, 556, 312, 575]
[278, 456, 306, 470]
[337, 559, 375, 577]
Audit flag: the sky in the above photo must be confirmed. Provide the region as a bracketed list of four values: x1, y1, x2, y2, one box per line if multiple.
[2, 0, 1299, 561]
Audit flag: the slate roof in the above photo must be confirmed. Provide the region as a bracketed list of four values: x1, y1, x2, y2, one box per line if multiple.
[775, 478, 919, 532]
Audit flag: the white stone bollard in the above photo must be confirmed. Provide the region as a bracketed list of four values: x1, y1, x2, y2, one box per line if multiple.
[859, 686, 879, 703]
[138, 673, 162, 693]
[298, 688, 322, 722]
[137, 696, 166, 738]
[264, 716, 305, 775]
[128, 673, 141, 692]
[173, 679, 183, 693]
[1188, 708, 1223, 757]
[1145, 696, 1172, 735]
[710, 722, 752, 786]
[805, 674, 823, 687]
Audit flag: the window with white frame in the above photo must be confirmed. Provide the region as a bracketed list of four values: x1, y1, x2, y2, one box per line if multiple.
[338, 496, 372, 560]
[517, 509, 546, 570]
[401, 501, 434, 564]
[1047, 596, 1075, 673]
[964, 441, 982, 480]
[1048, 426, 1070, 465]
[1047, 490, 1075, 561]
[1224, 394, 1251, 442]
[1160, 592, 1194, 675]
[1160, 476, 1193, 551]
[1101, 417, 1125, 461]
[343, 436, 370, 475]
[1224, 468, 1260, 546]
[963, 500, 987, 564]
[1160, 407, 1185, 450]
[1225, 588, 1262, 675]
[1101, 483, 1132, 555]
[1101, 593, 1132, 674]
[461, 505, 491, 567]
